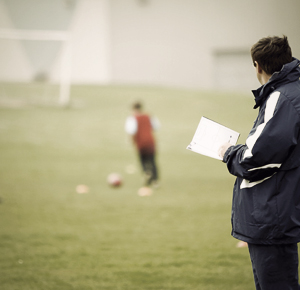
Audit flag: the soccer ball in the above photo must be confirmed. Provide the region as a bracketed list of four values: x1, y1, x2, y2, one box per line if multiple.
[107, 173, 122, 187]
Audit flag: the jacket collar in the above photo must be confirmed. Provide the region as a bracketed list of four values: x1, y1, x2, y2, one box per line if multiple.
[252, 58, 300, 109]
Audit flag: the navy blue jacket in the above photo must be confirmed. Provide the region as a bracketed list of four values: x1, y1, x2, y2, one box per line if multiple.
[223, 58, 300, 244]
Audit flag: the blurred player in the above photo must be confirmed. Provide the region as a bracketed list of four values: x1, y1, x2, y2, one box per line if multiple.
[125, 101, 160, 187]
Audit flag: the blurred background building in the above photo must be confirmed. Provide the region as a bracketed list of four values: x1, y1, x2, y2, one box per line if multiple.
[0, 0, 300, 92]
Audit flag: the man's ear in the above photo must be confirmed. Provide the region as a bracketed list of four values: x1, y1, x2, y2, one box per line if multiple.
[255, 61, 263, 74]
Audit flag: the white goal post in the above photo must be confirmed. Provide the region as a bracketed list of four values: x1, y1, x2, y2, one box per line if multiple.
[0, 28, 72, 106]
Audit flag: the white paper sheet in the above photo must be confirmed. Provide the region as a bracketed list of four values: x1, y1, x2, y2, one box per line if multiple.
[186, 117, 240, 160]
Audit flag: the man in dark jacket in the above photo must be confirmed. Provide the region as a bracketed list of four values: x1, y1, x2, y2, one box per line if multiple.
[219, 36, 300, 289]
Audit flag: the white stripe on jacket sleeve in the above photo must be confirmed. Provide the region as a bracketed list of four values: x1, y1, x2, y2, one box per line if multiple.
[243, 91, 280, 159]
[241, 91, 281, 189]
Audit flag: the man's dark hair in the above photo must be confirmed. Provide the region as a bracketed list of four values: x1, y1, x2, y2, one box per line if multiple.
[251, 35, 293, 75]
[132, 101, 142, 110]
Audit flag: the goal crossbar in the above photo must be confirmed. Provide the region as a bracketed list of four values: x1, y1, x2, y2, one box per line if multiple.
[0, 28, 70, 41]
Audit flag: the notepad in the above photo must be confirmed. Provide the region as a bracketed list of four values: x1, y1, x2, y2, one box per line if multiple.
[186, 117, 240, 160]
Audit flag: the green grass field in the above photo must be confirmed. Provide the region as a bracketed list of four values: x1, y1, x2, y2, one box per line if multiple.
[0, 83, 259, 289]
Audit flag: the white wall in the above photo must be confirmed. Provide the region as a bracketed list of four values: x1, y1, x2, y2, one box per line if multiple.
[111, 0, 213, 89]
[63, 0, 111, 83]
[1, 0, 300, 91]
[110, 0, 300, 90]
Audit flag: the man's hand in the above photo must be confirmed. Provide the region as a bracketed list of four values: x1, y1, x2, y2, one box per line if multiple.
[218, 142, 232, 159]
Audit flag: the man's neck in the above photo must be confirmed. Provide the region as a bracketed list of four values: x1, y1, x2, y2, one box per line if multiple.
[260, 72, 272, 85]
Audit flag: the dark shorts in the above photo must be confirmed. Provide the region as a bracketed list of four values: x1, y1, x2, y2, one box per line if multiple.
[138, 152, 158, 185]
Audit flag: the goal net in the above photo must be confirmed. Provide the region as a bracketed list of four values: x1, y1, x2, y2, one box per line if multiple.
[0, 28, 72, 107]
